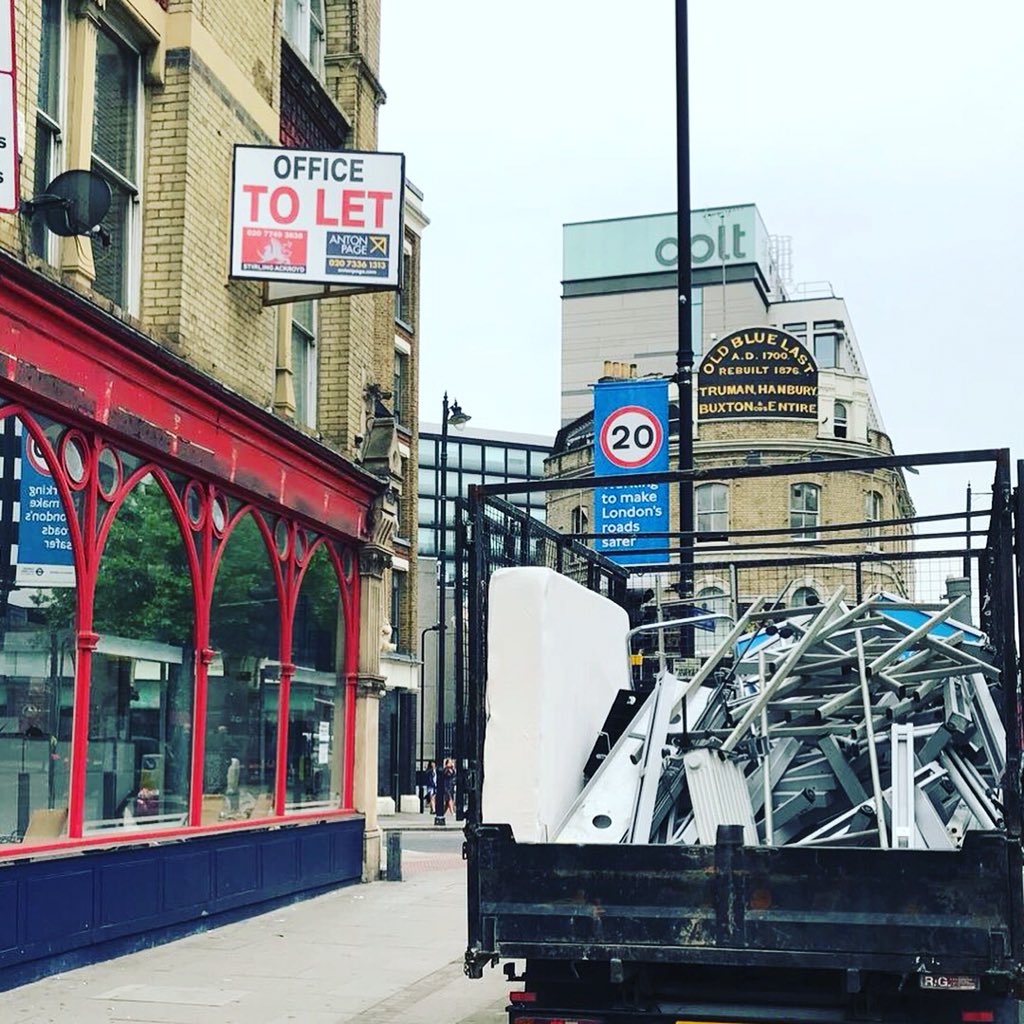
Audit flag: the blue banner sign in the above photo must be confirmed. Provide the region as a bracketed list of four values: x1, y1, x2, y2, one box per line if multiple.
[17, 431, 75, 587]
[593, 378, 670, 565]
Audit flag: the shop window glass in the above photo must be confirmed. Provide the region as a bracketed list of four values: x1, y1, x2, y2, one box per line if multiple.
[204, 514, 280, 822]
[86, 473, 194, 833]
[287, 543, 343, 812]
[0, 417, 77, 846]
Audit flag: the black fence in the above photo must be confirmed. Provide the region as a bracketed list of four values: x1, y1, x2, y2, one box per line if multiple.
[454, 449, 1020, 835]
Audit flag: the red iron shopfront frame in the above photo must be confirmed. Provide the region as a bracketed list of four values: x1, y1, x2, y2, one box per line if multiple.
[0, 253, 381, 853]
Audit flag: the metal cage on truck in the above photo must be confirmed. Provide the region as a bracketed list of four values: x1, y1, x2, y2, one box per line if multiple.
[453, 449, 1023, 993]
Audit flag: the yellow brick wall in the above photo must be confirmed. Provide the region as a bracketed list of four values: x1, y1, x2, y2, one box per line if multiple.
[545, 417, 914, 604]
[4, 0, 397, 452]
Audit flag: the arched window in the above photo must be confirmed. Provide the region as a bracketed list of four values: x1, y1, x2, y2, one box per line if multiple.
[791, 586, 820, 608]
[790, 482, 820, 540]
[0, 416, 78, 845]
[204, 513, 280, 823]
[695, 585, 730, 657]
[833, 400, 848, 439]
[696, 483, 728, 535]
[287, 541, 344, 813]
[87, 472, 195, 833]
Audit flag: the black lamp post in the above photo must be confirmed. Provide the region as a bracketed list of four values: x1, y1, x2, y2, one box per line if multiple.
[434, 392, 470, 825]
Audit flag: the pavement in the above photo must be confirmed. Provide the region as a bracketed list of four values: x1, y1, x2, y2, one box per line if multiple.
[4, 815, 513, 1024]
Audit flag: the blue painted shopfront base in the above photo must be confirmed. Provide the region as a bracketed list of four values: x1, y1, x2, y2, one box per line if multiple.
[0, 816, 364, 990]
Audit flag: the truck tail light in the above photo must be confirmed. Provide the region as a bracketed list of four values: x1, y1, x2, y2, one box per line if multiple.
[962, 1013, 995, 1022]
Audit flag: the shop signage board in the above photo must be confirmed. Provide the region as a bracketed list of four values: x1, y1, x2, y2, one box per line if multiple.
[229, 145, 405, 296]
[593, 378, 670, 565]
[17, 432, 75, 588]
[697, 327, 818, 421]
[0, 0, 18, 212]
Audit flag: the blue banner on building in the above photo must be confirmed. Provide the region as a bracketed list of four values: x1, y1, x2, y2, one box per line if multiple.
[593, 378, 670, 565]
[17, 431, 75, 588]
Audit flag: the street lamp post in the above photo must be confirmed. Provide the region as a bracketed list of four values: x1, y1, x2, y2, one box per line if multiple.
[435, 392, 470, 825]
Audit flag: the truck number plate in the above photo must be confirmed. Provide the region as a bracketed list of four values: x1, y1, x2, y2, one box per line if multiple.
[919, 974, 981, 991]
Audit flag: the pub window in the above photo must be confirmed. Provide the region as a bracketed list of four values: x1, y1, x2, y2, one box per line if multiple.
[865, 490, 883, 538]
[791, 585, 820, 607]
[790, 482, 820, 540]
[781, 321, 807, 341]
[696, 482, 728, 535]
[833, 400, 848, 438]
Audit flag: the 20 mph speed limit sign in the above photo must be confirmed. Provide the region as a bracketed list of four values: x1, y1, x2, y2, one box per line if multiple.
[592, 379, 670, 566]
[598, 405, 664, 469]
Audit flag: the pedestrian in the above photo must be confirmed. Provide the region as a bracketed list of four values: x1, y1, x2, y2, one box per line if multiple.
[423, 760, 436, 814]
[441, 757, 456, 816]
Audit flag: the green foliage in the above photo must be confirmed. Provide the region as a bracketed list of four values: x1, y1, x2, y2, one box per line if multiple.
[210, 513, 279, 658]
[93, 475, 193, 646]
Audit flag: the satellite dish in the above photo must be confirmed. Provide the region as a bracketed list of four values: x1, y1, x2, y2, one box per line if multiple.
[23, 170, 111, 238]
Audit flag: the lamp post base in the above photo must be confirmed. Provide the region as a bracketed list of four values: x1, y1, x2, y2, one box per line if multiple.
[433, 814, 447, 826]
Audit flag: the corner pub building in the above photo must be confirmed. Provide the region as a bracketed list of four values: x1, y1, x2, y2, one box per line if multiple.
[0, 0, 413, 985]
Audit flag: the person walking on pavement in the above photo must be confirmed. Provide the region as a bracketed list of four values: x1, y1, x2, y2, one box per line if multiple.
[423, 760, 436, 814]
[441, 757, 456, 816]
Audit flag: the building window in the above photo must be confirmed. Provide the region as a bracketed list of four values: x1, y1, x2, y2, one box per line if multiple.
[695, 586, 730, 658]
[833, 400, 848, 439]
[790, 482, 820, 539]
[393, 349, 408, 425]
[865, 490, 883, 538]
[813, 332, 841, 368]
[283, 0, 325, 75]
[791, 586, 820, 607]
[570, 505, 589, 535]
[91, 23, 141, 311]
[287, 543, 343, 812]
[291, 301, 317, 427]
[389, 570, 405, 650]
[781, 321, 807, 341]
[696, 482, 728, 535]
[32, 0, 64, 261]
[395, 246, 413, 325]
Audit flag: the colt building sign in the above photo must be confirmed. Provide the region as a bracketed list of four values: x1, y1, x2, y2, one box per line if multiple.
[698, 327, 818, 421]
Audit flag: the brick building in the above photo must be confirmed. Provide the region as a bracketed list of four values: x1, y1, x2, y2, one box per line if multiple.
[0, 0, 419, 981]
[550, 208, 914, 645]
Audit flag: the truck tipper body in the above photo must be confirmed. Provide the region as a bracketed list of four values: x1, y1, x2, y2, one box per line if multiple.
[459, 450, 1024, 1023]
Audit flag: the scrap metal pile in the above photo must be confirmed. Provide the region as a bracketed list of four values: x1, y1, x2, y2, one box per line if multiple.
[554, 587, 1006, 850]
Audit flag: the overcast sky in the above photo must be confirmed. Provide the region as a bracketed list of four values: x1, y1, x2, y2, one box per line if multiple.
[378, 1, 1024, 508]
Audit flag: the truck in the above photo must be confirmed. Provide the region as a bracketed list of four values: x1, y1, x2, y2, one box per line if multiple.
[456, 449, 1024, 1023]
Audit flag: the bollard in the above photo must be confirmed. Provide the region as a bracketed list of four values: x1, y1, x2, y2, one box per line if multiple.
[385, 830, 402, 881]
